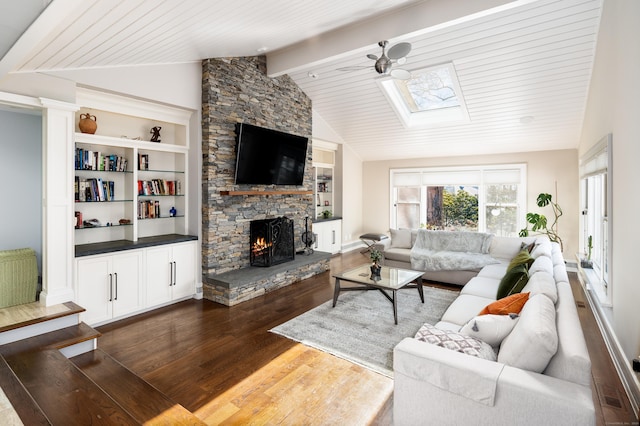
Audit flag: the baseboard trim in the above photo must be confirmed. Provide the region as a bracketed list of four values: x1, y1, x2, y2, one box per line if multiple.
[584, 285, 640, 418]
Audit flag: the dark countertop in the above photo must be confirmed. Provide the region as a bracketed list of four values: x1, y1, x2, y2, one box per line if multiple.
[312, 216, 342, 223]
[75, 234, 198, 257]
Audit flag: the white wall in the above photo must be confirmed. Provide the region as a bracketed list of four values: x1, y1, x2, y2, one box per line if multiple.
[362, 149, 579, 258]
[341, 143, 364, 248]
[579, 0, 640, 386]
[0, 109, 42, 270]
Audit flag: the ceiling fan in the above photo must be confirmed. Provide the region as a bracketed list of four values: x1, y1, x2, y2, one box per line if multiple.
[337, 40, 412, 80]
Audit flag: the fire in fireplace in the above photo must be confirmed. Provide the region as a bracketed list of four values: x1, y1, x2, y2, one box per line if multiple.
[250, 216, 295, 267]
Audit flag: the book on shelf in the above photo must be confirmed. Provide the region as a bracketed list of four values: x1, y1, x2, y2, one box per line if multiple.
[75, 147, 127, 171]
[138, 199, 162, 219]
[137, 179, 180, 196]
[76, 178, 115, 201]
[138, 153, 149, 170]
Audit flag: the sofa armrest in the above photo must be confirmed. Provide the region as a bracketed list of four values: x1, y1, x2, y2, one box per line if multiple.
[393, 338, 595, 426]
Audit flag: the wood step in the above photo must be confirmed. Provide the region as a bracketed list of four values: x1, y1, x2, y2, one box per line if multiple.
[0, 302, 85, 333]
[4, 348, 139, 425]
[72, 349, 205, 425]
[0, 302, 86, 345]
[0, 322, 100, 358]
[0, 355, 50, 425]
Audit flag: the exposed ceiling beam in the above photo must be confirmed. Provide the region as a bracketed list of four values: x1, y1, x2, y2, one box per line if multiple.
[266, 0, 527, 76]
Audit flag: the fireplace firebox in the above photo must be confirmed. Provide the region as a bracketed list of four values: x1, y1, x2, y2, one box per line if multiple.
[250, 217, 295, 267]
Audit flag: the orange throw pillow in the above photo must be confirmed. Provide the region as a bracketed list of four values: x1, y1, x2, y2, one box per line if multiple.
[479, 292, 530, 315]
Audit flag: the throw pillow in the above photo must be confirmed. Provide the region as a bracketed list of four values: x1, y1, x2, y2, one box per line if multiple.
[478, 292, 529, 316]
[389, 228, 412, 249]
[496, 264, 529, 299]
[498, 294, 558, 373]
[415, 323, 496, 361]
[507, 248, 535, 271]
[459, 313, 519, 347]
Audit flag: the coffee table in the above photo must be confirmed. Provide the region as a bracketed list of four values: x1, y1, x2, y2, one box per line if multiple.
[332, 264, 424, 324]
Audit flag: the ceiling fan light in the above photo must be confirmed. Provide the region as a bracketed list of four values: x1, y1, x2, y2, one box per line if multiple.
[390, 68, 411, 80]
[375, 57, 391, 74]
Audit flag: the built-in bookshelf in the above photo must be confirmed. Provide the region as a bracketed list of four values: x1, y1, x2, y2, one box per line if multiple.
[73, 88, 192, 246]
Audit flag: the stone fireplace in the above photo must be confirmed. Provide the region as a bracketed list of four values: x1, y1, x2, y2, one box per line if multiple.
[250, 217, 295, 267]
[201, 56, 330, 306]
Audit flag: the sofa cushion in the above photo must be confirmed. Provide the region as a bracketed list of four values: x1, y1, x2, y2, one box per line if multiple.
[544, 282, 592, 386]
[488, 236, 535, 261]
[415, 323, 496, 361]
[440, 294, 495, 327]
[390, 228, 412, 249]
[478, 292, 529, 315]
[496, 264, 529, 299]
[460, 313, 519, 347]
[477, 263, 509, 280]
[531, 238, 552, 259]
[521, 271, 558, 304]
[382, 247, 411, 263]
[461, 276, 501, 299]
[498, 294, 558, 373]
[529, 255, 554, 275]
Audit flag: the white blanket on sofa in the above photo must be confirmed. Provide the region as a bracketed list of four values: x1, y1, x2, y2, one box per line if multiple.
[410, 230, 499, 271]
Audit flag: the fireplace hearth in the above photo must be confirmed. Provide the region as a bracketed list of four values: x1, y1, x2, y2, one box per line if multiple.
[250, 217, 295, 267]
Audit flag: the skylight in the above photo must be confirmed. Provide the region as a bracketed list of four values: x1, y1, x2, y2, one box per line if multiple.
[378, 62, 469, 128]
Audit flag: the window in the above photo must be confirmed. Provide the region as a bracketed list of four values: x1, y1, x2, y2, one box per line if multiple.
[378, 62, 469, 128]
[390, 164, 526, 236]
[579, 134, 612, 305]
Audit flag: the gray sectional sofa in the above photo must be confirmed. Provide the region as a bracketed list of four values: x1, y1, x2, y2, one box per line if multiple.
[380, 229, 595, 425]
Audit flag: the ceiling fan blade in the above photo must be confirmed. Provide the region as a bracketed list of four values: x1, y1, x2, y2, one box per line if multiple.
[387, 42, 412, 60]
[391, 68, 412, 80]
[366, 54, 378, 60]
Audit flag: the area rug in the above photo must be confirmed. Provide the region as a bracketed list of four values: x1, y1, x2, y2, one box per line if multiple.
[270, 286, 459, 377]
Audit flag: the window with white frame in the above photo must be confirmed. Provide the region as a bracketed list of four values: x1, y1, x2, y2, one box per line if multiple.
[390, 164, 526, 236]
[579, 134, 612, 305]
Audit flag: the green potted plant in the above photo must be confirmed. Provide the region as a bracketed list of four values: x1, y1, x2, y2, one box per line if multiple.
[321, 209, 332, 219]
[519, 192, 564, 251]
[581, 235, 593, 268]
[370, 249, 382, 278]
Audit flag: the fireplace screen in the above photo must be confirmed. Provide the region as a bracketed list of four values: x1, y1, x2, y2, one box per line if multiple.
[250, 217, 295, 267]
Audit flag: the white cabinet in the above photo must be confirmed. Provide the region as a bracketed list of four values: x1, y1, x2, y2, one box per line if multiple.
[75, 250, 143, 325]
[145, 241, 196, 306]
[314, 219, 342, 254]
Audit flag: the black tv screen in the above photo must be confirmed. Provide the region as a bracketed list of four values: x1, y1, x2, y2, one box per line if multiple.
[234, 123, 309, 185]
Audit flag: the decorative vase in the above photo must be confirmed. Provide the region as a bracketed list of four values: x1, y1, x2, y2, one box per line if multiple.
[78, 113, 97, 134]
[370, 263, 381, 279]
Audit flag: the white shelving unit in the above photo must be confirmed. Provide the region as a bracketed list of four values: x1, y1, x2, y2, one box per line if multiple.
[73, 89, 191, 246]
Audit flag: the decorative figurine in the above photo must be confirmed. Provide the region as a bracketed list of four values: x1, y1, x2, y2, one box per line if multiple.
[169, 206, 177, 217]
[150, 126, 162, 142]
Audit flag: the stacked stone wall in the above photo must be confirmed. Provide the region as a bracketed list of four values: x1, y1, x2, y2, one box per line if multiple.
[201, 56, 313, 276]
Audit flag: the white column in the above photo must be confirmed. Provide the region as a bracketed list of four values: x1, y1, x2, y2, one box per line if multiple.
[39, 98, 78, 306]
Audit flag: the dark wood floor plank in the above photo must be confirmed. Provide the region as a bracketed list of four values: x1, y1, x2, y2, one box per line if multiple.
[72, 348, 205, 425]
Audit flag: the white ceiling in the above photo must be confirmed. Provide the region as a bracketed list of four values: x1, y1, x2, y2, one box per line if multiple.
[0, 0, 602, 161]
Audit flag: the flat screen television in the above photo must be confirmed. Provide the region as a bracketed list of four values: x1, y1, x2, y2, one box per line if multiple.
[234, 123, 309, 185]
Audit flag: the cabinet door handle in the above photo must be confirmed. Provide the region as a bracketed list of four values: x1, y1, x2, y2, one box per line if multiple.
[332, 230, 335, 244]
[114, 272, 118, 301]
[169, 262, 173, 286]
[109, 273, 113, 302]
[314, 233, 318, 249]
[173, 261, 177, 286]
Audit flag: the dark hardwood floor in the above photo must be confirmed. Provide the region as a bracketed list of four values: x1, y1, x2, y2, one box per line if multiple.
[95, 250, 638, 425]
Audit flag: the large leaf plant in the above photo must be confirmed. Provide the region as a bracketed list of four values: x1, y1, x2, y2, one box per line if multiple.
[519, 192, 563, 251]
